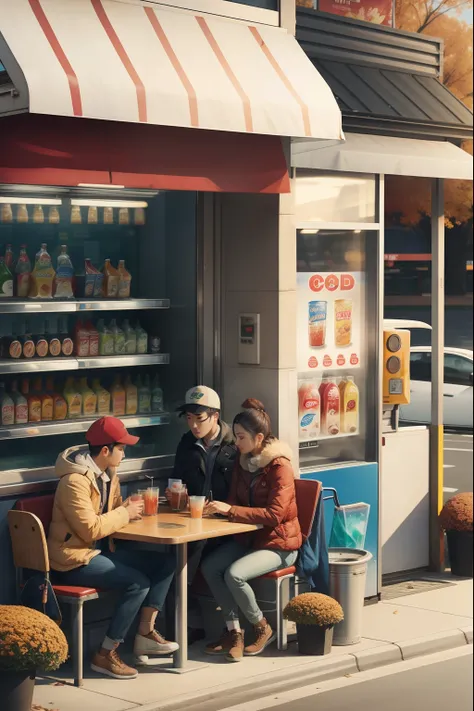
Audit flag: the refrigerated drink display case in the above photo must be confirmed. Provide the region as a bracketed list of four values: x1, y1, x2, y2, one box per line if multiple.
[0, 186, 197, 489]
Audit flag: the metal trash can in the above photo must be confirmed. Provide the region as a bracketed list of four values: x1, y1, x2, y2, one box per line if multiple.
[329, 548, 373, 645]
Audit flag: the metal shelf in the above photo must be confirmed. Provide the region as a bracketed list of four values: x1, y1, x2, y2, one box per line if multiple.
[0, 298, 170, 314]
[0, 413, 170, 441]
[0, 353, 169, 375]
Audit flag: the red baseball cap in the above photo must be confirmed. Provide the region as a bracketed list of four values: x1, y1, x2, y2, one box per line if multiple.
[86, 417, 139, 447]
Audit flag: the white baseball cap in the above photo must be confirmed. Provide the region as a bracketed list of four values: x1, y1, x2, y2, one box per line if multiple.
[177, 386, 221, 414]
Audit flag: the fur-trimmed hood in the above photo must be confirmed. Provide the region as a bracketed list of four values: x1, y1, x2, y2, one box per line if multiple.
[240, 438, 293, 473]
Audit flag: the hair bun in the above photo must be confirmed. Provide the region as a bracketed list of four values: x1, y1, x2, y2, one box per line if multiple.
[241, 398, 266, 413]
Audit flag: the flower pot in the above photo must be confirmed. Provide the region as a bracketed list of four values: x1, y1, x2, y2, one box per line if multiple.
[296, 624, 334, 655]
[0, 669, 35, 711]
[446, 530, 473, 577]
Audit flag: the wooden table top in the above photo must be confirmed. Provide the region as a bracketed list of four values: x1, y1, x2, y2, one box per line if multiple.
[113, 509, 261, 545]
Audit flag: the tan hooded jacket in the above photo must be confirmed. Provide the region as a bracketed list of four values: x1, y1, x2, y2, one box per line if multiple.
[47, 446, 130, 572]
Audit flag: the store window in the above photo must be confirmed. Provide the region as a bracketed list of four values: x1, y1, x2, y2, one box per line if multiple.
[294, 171, 377, 224]
[0, 186, 197, 477]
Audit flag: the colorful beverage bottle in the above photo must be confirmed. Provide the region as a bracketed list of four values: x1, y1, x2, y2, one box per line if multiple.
[102, 259, 120, 298]
[84, 258, 104, 298]
[334, 299, 353, 347]
[22, 321, 36, 359]
[123, 319, 137, 354]
[135, 322, 148, 354]
[0, 382, 14, 425]
[110, 319, 125, 355]
[298, 381, 320, 440]
[97, 319, 114, 356]
[45, 377, 68, 421]
[308, 301, 327, 348]
[15, 245, 31, 298]
[35, 321, 49, 358]
[10, 380, 28, 424]
[92, 378, 111, 416]
[125, 375, 138, 415]
[4, 245, 14, 270]
[74, 319, 90, 357]
[136, 375, 151, 414]
[339, 376, 359, 434]
[0, 257, 13, 298]
[54, 245, 75, 299]
[59, 317, 74, 357]
[110, 376, 126, 417]
[21, 379, 42, 423]
[46, 320, 62, 358]
[86, 321, 100, 357]
[151, 375, 164, 413]
[79, 377, 97, 416]
[29, 243, 55, 299]
[320, 380, 341, 437]
[117, 260, 132, 299]
[64, 377, 82, 419]
[33, 377, 53, 421]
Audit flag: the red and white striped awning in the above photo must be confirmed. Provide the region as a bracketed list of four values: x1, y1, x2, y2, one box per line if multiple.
[0, 0, 342, 140]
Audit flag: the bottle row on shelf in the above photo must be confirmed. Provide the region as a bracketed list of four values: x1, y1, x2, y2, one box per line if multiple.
[0, 318, 159, 360]
[0, 243, 133, 300]
[0, 373, 164, 426]
[0, 203, 146, 227]
[298, 375, 360, 441]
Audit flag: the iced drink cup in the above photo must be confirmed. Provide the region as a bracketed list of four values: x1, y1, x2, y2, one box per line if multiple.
[189, 496, 206, 519]
[308, 301, 327, 348]
[170, 483, 187, 512]
[143, 487, 159, 516]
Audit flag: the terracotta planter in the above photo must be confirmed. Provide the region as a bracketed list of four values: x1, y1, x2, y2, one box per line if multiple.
[296, 624, 334, 655]
[0, 669, 35, 711]
[447, 530, 473, 577]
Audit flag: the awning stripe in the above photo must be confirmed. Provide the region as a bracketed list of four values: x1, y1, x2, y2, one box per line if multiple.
[91, 0, 147, 122]
[196, 15, 253, 133]
[145, 7, 199, 129]
[28, 0, 83, 116]
[249, 25, 311, 138]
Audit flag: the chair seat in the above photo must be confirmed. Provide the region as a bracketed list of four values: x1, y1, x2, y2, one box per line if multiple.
[260, 566, 296, 580]
[53, 585, 100, 598]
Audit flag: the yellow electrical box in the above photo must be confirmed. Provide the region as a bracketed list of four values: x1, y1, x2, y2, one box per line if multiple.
[383, 329, 411, 405]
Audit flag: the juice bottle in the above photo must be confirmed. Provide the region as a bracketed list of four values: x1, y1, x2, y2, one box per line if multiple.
[4, 245, 14, 270]
[59, 317, 74, 357]
[298, 380, 320, 441]
[110, 319, 125, 355]
[84, 258, 104, 298]
[339, 376, 360, 434]
[320, 380, 341, 437]
[1, 204, 13, 223]
[22, 321, 36, 360]
[123, 319, 137, 354]
[15, 246, 31, 298]
[124, 375, 138, 415]
[79, 377, 97, 417]
[151, 374, 164, 413]
[135, 322, 148, 354]
[29, 244, 55, 299]
[0, 382, 15, 425]
[7, 326, 22, 360]
[33, 205, 44, 224]
[102, 259, 120, 298]
[35, 321, 49, 358]
[137, 375, 151, 414]
[92, 378, 111, 416]
[17, 204, 28, 223]
[74, 319, 90, 357]
[54, 245, 75, 299]
[10, 380, 28, 424]
[85, 321, 99, 357]
[21, 379, 42, 423]
[97, 319, 115, 356]
[46, 320, 61, 358]
[45, 377, 67, 421]
[117, 260, 132, 299]
[48, 206, 60, 224]
[33, 377, 53, 421]
[64, 377, 82, 419]
[110, 376, 126, 416]
[0, 257, 13, 298]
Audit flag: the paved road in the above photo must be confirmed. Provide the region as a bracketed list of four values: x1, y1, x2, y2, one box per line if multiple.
[232, 650, 473, 711]
[444, 432, 473, 503]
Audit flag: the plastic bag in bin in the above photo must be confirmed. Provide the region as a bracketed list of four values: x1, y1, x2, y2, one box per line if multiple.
[329, 503, 370, 549]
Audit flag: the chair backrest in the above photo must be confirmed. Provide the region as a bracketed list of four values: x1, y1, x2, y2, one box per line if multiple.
[8, 510, 50, 573]
[295, 479, 322, 539]
[16, 494, 55, 535]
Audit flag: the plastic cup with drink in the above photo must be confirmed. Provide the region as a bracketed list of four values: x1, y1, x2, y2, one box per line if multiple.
[189, 496, 206, 519]
[168, 479, 187, 512]
[143, 487, 159, 516]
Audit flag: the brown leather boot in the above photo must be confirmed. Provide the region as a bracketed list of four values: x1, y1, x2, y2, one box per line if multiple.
[225, 629, 245, 662]
[244, 618, 276, 656]
[204, 629, 234, 655]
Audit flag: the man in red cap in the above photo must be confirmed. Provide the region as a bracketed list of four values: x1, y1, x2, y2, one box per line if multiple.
[47, 417, 178, 680]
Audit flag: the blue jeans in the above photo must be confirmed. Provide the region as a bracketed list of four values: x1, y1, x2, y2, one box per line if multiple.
[52, 549, 175, 643]
[201, 541, 298, 625]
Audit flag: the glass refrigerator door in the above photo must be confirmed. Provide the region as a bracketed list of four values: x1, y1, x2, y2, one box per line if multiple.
[297, 228, 379, 468]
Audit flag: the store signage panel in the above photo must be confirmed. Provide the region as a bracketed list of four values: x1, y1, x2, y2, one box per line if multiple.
[318, 0, 394, 27]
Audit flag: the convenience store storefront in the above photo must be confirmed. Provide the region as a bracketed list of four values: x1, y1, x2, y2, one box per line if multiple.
[0, 0, 342, 603]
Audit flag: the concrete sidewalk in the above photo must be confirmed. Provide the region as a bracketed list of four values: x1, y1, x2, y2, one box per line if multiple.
[34, 576, 473, 711]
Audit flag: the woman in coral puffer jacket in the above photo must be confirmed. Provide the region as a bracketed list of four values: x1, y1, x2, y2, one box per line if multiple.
[202, 398, 302, 663]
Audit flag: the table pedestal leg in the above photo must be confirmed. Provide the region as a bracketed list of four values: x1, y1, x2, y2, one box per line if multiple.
[174, 542, 188, 668]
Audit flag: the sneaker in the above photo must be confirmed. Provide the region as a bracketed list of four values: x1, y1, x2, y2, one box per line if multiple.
[244, 619, 276, 656]
[91, 649, 138, 679]
[133, 630, 179, 658]
[225, 630, 245, 663]
[204, 629, 234, 655]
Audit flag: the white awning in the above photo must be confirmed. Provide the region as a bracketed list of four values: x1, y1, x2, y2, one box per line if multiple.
[0, 0, 342, 140]
[292, 133, 473, 180]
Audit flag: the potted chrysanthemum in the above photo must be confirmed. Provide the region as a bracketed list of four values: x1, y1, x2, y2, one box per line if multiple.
[440, 492, 473, 577]
[283, 593, 344, 655]
[0, 605, 68, 711]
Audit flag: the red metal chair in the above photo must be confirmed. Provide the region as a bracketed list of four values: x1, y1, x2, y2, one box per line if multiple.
[258, 479, 322, 651]
[9, 494, 101, 687]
